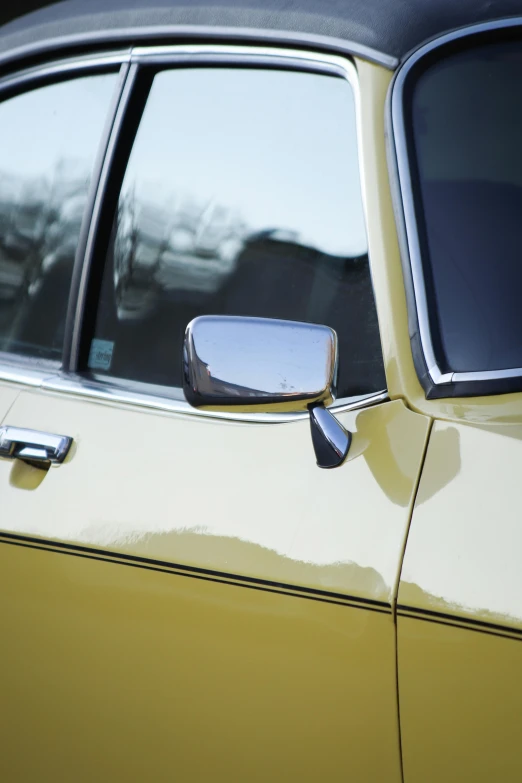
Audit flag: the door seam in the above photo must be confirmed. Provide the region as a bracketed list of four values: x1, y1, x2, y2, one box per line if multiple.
[0, 387, 21, 425]
[393, 415, 433, 783]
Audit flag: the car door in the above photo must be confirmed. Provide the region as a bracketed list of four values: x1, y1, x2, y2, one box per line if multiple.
[0, 45, 430, 782]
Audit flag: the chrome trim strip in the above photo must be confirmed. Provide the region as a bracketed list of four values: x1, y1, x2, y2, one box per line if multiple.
[131, 43, 352, 77]
[391, 17, 522, 390]
[63, 60, 132, 371]
[130, 43, 357, 81]
[427, 366, 453, 386]
[39, 376, 388, 422]
[399, 17, 522, 63]
[0, 365, 56, 388]
[391, 48, 442, 386]
[453, 366, 522, 383]
[0, 26, 397, 74]
[0, 50, 131, 93]
[68, 61, 139, 369]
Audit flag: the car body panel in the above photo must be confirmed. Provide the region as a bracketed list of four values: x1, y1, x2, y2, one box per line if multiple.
[0, 383, 18, 421]
[399, 419, 522, 633]
[0, 390, 429, 603]
[356, 59, 420, 406]
[398, 617, 522, 783]
[0, 388, 429, 780]
[0, 540, 400, 783]
[398, 419, 522, 780]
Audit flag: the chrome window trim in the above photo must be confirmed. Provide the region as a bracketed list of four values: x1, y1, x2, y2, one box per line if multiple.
[66, 60, 139, 370]
[40, 376, 389, 423]
[0, 360, 388, 422]
[0, 50, 131, 94]
[390, 17, 522, 396]
[0, 43, 389, 421]
[0, 365, 57, 389]
[131, 43, 355, 76]
[0, 26, 397, 75]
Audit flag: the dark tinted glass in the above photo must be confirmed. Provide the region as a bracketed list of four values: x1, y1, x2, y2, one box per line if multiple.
[410, 41, 522, 373]
[90, 68, 385, 397]
[0, 73, 117, 362]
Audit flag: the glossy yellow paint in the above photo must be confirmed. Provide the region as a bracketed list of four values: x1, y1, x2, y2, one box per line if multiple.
[0, 386, 430, 780]
[358, 57, 522, 782]
[0, 390, 429, 604]
[397, 419, 522, 780]
[0, 542, 399, 783]
[398, 617, 522, 783]
[400, 419, 522, 631]
[3, 50, 521, 783]
[0, 383, 19, 422]
[356, 59, 422, 407]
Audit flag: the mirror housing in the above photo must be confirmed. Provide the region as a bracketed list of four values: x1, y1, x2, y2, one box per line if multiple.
[183, 315, 337, 413]
[183, 316, 352, 468]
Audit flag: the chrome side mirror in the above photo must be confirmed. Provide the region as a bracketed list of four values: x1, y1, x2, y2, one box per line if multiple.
[183, 316, 352, 468]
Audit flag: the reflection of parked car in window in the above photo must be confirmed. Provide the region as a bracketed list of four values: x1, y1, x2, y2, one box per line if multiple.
[112, 194, 247, 321]
[0, 174, 89, 355]
[1, 2, 522, 782]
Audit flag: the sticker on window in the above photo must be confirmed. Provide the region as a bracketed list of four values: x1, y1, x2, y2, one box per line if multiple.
[88, 338, 114, 371]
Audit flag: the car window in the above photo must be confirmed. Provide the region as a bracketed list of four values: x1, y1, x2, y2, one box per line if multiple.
[0, 72, 118, 363]
[89, 67, 385, 398]
[406, 39, 522, 375]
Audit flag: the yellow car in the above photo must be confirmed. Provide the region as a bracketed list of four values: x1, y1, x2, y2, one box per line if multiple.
[0, 1, 521, 781]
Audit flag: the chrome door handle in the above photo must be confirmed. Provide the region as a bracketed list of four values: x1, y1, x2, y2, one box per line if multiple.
[0, 426, 72, 464]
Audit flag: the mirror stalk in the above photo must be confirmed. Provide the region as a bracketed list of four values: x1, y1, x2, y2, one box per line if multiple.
[309, 404, 352, 469]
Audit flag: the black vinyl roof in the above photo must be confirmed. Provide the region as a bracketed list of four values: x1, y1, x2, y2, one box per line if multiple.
[2, 0, 522, 68]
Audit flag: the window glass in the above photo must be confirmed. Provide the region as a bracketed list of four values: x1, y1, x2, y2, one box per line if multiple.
[0, 73, 118, 362]
[408, 40, 522, 374]
[90, 68, 385, 398]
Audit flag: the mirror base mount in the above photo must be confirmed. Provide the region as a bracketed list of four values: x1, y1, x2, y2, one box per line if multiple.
[309, 404, 352, 469]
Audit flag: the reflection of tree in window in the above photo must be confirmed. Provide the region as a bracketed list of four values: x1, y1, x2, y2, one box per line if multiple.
[0, 72, 118, 361]
[101, 187, 385, 398]
[112, 188, 248, 321]
[0, 161, 90, 357]
[92, 67, 385, 397]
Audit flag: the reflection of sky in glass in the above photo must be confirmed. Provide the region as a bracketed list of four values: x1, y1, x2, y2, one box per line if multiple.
[122, 68, 367, 258]
[193, 317, 333, 395]
[0, 72, 118, 358]
[0, 73, 117, 182]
